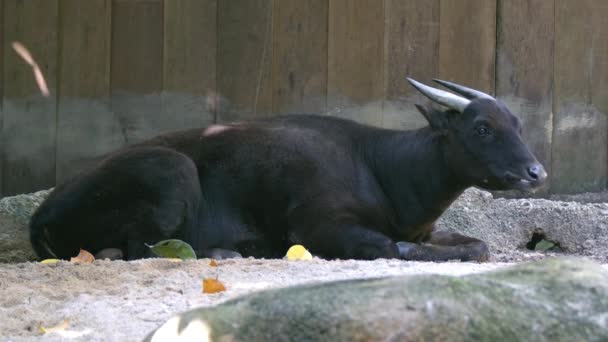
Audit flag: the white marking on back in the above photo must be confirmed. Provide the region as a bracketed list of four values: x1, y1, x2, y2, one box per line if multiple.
[202, 124, 232, 137]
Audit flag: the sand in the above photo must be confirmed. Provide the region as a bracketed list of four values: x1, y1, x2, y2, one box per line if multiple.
[0, 255, 552, 342]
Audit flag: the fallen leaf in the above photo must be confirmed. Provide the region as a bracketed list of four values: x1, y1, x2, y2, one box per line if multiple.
[202, 278, 226, 294]
[33, 67, 50, 96]
[12, 42, 35, 65]
[209, 259, 218, 267]
[70, 249, 95, 263]
[12, 41, 50, 97]
[70, 249, 95, 264]
[40, 259, 60, 264]
[145, 239, 197, 260]
[285, 245, 313, 261]
[39, 320, 69, 334]
[535, 239, 555, 252]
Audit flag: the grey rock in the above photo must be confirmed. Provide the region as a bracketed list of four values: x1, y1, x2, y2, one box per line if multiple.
[144, 257, 608, 342]
[0, 189, 51, 263]
[95, 248, 124, 260]
[549, 190, 608, 204]
[437, 188, 608, 261]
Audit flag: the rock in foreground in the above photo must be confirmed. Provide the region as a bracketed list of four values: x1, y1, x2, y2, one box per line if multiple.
[145, 257, 608, 342]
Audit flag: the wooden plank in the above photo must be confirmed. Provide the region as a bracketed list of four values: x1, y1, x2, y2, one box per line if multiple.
[552, 0, 608, 193]
[328, 0, 384, 126]
[496, 0, 554, 196]
[163, 0, 216, 127]
[217, 0, 273, 122]
[110, 0, 164, 144]
[384, 0, 440, 129]
[0, 0, 4, 196]
[592, 3, 608, 191]
[438, 0, 496, 93]
[56, 0, 117, 184]
[271, 0, 328, 115]
[3, 0, 58, 195]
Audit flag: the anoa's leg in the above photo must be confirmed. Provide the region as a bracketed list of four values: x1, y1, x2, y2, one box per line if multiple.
[30, 146, 202, 260]
[293, 223, 400, 260]
[287, 203, 400, 260]
[397, 230, 489, 262]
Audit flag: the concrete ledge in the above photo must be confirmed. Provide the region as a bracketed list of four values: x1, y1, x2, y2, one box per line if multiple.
[0, 189, 51, 262]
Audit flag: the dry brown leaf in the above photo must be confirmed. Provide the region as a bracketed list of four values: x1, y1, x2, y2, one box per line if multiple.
[12, 42, 35, 65]
[11, 41, 50, 97]
[33, 67, 50, 96]
[70, 249, 95, 264]
[202, 278, 226, 294]
[39, 320, 69, 334]
[209, 259, 218, 267]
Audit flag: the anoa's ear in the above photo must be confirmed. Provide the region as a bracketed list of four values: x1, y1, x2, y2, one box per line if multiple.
[415, 104, 448, 132]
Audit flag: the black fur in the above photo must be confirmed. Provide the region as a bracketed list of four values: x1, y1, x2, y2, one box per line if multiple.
[30, 98, 546, 261]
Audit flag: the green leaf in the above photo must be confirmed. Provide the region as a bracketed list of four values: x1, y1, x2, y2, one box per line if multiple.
[145, 239, 197, 260]
[534, 239, 555, 252]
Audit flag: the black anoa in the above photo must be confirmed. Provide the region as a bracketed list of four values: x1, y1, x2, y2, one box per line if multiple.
[30, 78, 547, 261]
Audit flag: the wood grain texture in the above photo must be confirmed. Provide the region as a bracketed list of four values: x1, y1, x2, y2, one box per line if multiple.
[0, 0, 4, 195]
[328, 0, 384, 126]
[3, 0, 58, 195]
[384, 0, 439, 129]
[272, 0, 327, 115]
[552, 0, 608, 193]
[56, 0, 116, 184]
[438, 0, 496, 93]
[217, 0, 273, 122]
[496, 0, 554, 195]
[110, 0, 165, 144]
[163, 0, 216, 126]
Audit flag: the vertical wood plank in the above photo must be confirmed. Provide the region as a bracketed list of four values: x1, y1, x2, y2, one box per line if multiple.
[592, 4, 608, 192]
[3, 0, 58, 195]
[496, 0, 554, 195]
[217, 0, 273, 122]
[384, 0, 439, 129]
[163, 0, 216, 127]
[272, 0, 327, 115]
[328, 0, 384, 126]
[438, 0, 496, 93]
[110, 0, 164, 144]
[552, 0, 608, 193]
[56, 0, 116, 184]
[0, 0, 4, 196]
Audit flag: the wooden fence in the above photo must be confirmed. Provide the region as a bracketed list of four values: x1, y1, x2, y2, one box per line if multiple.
[0, 0, 606, 196]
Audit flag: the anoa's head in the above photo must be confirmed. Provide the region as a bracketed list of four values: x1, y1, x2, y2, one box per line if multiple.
[408, 78, 547, 192]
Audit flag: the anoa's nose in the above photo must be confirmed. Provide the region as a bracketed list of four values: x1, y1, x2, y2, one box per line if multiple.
[527, 164, 547, 183]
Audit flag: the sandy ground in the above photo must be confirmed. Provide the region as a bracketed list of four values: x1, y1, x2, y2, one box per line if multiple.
[0, 253, 560, 342]
[1, 190, 605, 341]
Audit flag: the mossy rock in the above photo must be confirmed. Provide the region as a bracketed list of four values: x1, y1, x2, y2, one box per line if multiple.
[145, 257, 608, 341]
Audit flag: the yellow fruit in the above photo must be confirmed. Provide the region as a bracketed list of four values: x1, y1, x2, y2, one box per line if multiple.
[40, 259, 60, 264]
[285, 245, 313, 260]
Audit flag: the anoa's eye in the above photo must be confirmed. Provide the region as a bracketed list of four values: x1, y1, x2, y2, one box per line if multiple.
[475, 125, 491, 137]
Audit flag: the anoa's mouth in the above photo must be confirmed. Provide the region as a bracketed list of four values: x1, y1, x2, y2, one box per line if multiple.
[501, 171, 546, 191]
